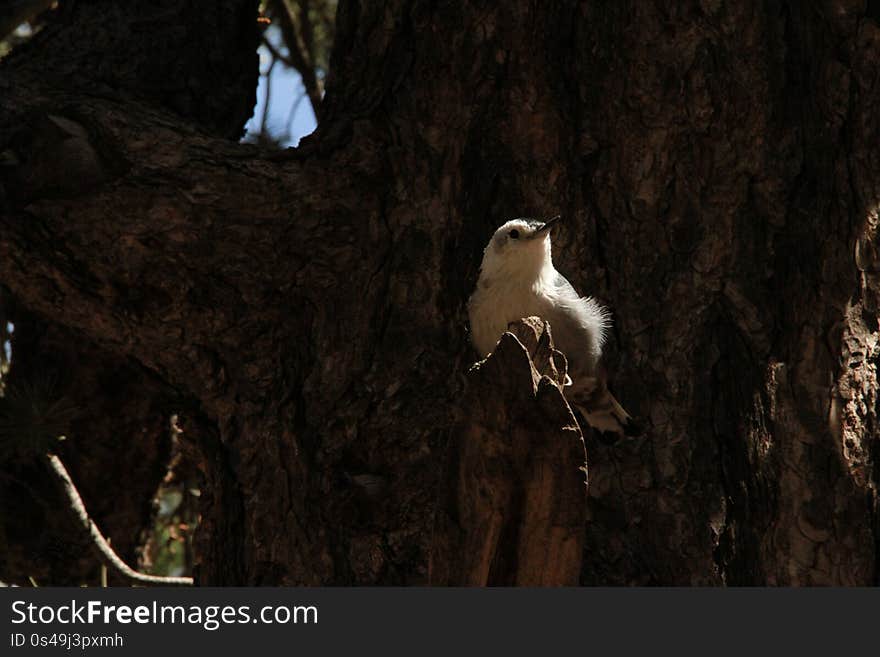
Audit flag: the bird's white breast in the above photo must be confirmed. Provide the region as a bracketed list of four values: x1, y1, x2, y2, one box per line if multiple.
[467, 275, 554, 357]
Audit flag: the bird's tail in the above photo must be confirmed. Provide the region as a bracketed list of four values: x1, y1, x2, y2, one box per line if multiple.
[568, 376, 640, 442]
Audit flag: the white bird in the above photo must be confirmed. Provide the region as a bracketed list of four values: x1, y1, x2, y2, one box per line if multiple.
[467, 216, 638, 440]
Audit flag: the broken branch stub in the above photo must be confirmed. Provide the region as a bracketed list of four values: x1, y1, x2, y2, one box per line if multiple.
[430, 317, 587, 586]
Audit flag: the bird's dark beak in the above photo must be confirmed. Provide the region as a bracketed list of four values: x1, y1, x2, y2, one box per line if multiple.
[537, 215, 562, 233]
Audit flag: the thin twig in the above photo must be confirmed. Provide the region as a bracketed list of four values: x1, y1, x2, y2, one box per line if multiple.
[295, 0, 315, 66]
[282, 89, 308, 141]
[260, 55, 277, 137]
[45, 453, 193, 586]
[270, 0, 323, 117]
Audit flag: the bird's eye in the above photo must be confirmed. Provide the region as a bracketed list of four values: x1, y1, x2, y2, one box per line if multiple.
[509, 229, 520, 239]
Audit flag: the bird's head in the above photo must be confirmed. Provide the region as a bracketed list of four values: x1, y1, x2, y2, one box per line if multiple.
[479, 215, 561, 280]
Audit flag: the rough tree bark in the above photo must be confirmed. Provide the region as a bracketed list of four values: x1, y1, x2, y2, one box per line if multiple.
[430, 318, 587, 586]
[1, 0, 879, 585]
[0, 0, 260, 585]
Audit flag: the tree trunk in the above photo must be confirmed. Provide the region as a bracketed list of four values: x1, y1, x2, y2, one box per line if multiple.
[0, 0, 260, 585]
[1, 0, 879, 585]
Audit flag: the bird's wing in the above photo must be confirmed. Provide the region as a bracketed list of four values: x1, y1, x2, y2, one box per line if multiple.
[551, 272, 606, 314]
[551, 271, 581, 299]
[548, 272, 610, 350]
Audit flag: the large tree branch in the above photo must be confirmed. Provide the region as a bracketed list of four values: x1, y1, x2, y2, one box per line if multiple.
[1, 0, 262, 139]
[0, 88, 382, 404]
[0, 1, 402, 585]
